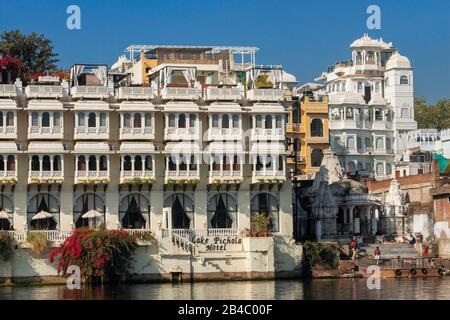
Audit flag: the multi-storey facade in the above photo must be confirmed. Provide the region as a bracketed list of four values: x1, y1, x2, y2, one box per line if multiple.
[319, 35, 417, 180]
[0, 47, 303, 280]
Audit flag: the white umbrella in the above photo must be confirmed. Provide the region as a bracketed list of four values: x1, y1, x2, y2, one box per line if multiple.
[82, 209, 102, 219]
[0, 210, 9, 220]
[31, 210, 54, 221]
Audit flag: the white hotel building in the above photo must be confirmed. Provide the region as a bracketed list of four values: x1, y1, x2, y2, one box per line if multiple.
[318, 35, 417, 180]
[0, 46, 302, 281]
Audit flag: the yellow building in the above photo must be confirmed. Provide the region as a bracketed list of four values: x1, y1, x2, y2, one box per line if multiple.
[287, 93, 330, 180]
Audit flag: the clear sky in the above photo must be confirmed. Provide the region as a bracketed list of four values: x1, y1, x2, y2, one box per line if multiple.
[0, 0, 448, 103]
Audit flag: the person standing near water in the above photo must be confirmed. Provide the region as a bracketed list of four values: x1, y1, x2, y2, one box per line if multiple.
[374, 246, 381, 265]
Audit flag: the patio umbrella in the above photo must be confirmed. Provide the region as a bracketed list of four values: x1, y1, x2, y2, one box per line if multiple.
[0, 210, 9, 220]
[32, 210, 54, 220]
[82, 209, 102, 219]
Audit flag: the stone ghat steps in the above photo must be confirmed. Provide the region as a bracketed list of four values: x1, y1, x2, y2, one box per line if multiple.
[358, 243, 420, 259]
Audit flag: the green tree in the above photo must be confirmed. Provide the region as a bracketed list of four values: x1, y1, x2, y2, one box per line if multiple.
[0, 30, 59, 79]
[414, 97, 450, 130]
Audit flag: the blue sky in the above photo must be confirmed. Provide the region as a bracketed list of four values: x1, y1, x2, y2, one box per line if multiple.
[0, 0, 448, 103]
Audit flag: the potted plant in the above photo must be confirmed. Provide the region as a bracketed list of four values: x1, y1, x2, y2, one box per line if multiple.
[250, 213, 271, 237]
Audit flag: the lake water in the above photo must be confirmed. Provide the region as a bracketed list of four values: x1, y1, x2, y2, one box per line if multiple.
[1, 278, 450, 300]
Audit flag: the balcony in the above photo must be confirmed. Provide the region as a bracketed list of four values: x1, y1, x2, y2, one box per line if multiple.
[252, 170, 286, 184]
[164, 127, 199, 141]
[70, 86, 109, 99]
[0, 170, 17, 184]
[74, 126, 109, 140]
[207, 127, 242, 141]
[120, 170, 155, 184]
[246, 89, 284, 102]
[25, 85, 64, 99]
[0, 126, 17, 139]
[0, 84, 18, 98]
[28, 126, 63, 140]
[286, 123, 302, 134]
[306, 136, 329, 144]
[250, 128, 285, 141]
[75, 170, 110, 184]
[165, 170, 200, 184]
[28, 170, 63, 184]
[205, 87, 242, 101]
[209, 170, 242, 184]
[120, 126, 154, 140]
[117, 87, 154, 100]
[161, 87, 199, 100]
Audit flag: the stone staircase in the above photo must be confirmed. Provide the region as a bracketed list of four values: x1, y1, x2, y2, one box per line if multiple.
[359, 243, 420, 259]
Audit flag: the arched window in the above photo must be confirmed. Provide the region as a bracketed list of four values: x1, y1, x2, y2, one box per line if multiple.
[310, 119, 323, 137]
[357, 137, 362, 149]
[189, 155, 197, 171]
[6, 155, 15, 171]
[77, 156, 86, 171]
[212, 114, 219, 128]
[163, 193, 194, 229]
[256, 115, 262, 128]
[144, 113, 152, 127]
[135, 155, 142, 171]
[145, 156, 153, 171]
[233, 155, 240, 171]
[133, 113, 141, 128]
[88, 156, 97, 171]
[123, 113, 131, 128]
[6, 112, 13, 126]
[207, 193, 237, 229]
[189, 114, 196, 128]
[311, 149, 324, 167]
[0, 112, 3, 126]
[42, 112, 50, 127]
[53, 156, 61, 171]
[255, 156, 263, 171]
[222, 155, 230, 171]
[385, 77, 389, 86]
[265, 115, 273, 129]
[31, 112, 39, 126]
[167, 156, 176, 171]
[277, 156, 283, 171]
[99, 156, 107, 171]
[0, 156, 3, 171]
[376, 137, 384, 149]
[222, 114, 229, 129]
[179, 154, 187, 171]
[73, 193, 105, 229]
[78, 113, 85, 126]
[250, 193, 279, 232]
[88, 113, 96, 127]
[100, 113, 107, 127]
[53, 112, 61, 127]
[212, 156, 220, 171]
[232, 115, 239, 128]
[386, 138, 391, 150]
[346, 107, 354, 119]
[375, 108, 383, 121]
[365, 137, 372, 148]
[31, 155, 40, 171]
[0, 193, 13, 230]
[276, 115, 282, 129]
[123, 156, 132, 171]
[178, 113, 186, 128]
[376, 162, 384, 175]
[400, 75, 409, 85]
[168, 113, 175, 127]
[119, 193, 150, 229]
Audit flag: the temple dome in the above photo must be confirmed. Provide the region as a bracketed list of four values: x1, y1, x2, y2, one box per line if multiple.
[350, 34, 392, 50]
[386, 53, 411, 69]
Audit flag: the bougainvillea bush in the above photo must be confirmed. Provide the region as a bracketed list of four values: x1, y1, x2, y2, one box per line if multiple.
[49, 227, 138, 280]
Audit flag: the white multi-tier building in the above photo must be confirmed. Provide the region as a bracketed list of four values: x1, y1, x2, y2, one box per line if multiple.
[0, 47, 302, 282]
[318, 35, 417, 180]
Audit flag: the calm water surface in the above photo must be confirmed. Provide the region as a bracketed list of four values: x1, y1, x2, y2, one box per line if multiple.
[1, 278, 450, 300]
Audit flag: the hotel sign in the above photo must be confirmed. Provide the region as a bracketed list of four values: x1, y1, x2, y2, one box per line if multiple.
[193, 235, 243, 252]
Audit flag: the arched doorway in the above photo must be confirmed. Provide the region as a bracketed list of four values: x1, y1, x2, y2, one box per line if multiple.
[119, 193, 149, 229]
[250, 192, 279, 232]
[207, 193, 237, 228]
[0, 193, 13, 230]
[27, 193, 59, 230]
[164, 193, 193, 229]
[73, 193, 105, 228]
